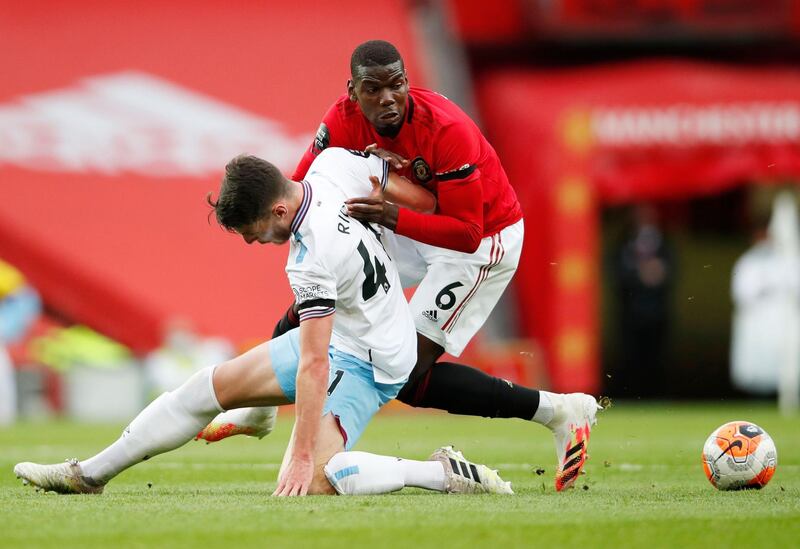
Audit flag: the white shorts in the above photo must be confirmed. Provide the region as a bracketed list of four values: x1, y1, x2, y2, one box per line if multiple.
[383, 219, 524, 357]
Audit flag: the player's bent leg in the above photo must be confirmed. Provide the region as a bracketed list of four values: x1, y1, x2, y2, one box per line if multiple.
[408, 220, 523, 360]
[396, 334, 443, 404]
[397, 333, 542, 421]
[399, 221, 537, 419]
[198, 339, 287, 444]
[407, 360, 543, 420]
[211, 339, 291, 409]
[278, 344, 511, 497]
[324, 446, 513, 495]
[14, 337, 296, 494]
[15, 365, 226, 493]
[197, 331, 300, 443]
[324, 451, 438, 495]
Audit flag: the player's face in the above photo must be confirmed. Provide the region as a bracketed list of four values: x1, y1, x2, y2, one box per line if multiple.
[236, 211, 291, 245]
[349, 61, 408, 137]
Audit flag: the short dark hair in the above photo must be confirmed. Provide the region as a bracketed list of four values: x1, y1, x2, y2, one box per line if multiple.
[350, 40, 404, 77]
[207, 155, 287, 231]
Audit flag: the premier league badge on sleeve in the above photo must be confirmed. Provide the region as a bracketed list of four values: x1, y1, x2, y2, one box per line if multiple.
[312, 123, 330, 156]
[411, 156, 432, 183]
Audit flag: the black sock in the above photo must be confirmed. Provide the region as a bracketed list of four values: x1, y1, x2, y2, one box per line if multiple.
[398, 361, 540, 420]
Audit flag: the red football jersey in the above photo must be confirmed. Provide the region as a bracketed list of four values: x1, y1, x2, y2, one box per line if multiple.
[293, 87, 523, 253]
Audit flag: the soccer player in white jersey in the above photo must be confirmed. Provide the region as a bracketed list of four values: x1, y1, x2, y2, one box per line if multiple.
[202, 147, 603, 491]
[13, 152, 512, 497]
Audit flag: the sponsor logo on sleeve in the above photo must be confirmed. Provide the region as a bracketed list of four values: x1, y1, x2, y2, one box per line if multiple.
[291, 284, 330, 301]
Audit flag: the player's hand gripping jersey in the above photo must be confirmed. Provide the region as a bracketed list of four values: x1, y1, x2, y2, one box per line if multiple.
[289, 148, 416, 384]
[293, 87, 523, 253]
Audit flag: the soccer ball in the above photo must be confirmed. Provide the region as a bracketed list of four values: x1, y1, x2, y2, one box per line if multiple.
[702, 421, 777, 490]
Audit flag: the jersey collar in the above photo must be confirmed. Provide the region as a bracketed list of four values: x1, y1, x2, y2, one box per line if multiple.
[291, 180, 313, 235]
[406, 93, 415, 123]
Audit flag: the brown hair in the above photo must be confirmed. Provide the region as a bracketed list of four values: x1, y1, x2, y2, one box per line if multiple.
[207, 155, 288, 231]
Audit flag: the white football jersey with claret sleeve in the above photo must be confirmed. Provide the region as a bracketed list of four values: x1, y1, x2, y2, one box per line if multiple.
[285, 148, 416, 384]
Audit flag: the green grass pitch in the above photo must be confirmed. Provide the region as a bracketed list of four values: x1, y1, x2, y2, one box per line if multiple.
[2, 402, 799, 548]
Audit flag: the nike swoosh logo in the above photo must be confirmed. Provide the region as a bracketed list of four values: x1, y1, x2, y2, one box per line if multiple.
[719, 439, 743, 457]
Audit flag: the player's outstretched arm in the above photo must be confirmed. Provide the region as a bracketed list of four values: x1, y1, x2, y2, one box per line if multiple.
[273, 314, 334, 497]
[347, 177, 482, 252]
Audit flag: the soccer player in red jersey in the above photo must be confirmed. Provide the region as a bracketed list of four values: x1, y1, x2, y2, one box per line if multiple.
[205, 41, 601, 491]
[291, 42, 526, 391]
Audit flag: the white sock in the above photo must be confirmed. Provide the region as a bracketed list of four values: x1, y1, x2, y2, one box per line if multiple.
[324, 451, 446, 495]
[532, 391, 555, 425]
[80, 366, 224, 483]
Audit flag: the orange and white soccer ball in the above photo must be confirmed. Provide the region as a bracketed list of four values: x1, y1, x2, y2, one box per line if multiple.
[702, 421, 777, 490]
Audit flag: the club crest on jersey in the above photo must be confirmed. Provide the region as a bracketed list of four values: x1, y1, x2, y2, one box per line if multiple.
[411, 156, 432, 183]
[311, 123, 330, 156]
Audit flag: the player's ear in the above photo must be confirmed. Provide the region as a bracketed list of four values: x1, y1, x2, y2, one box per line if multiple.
[273, 202, 288, 219]
[347, 79, 357, 102]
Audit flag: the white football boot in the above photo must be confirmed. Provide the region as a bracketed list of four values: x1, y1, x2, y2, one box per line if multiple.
[546, 393, 603, 491]
[14, 459, 104, 494]
[429, 446, 513, 495]
[196, 406, 278, 443]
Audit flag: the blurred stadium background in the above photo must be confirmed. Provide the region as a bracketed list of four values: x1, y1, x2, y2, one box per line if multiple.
[3, 2, 800, 547]
[2, 0, 800, 423]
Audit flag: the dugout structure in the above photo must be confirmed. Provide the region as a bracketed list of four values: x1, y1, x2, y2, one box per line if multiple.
[478, 61, 800, 393]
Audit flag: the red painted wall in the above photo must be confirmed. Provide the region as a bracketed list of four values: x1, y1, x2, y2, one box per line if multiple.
[0, 1, 426, 351]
